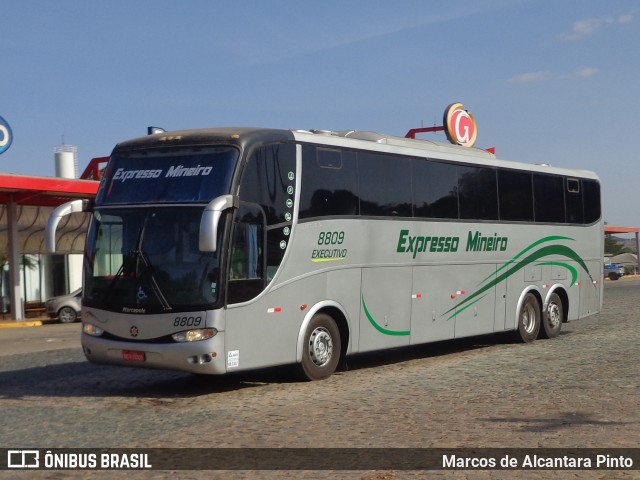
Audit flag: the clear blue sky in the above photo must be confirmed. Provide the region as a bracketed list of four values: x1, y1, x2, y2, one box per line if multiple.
[1, 1, 638, 227]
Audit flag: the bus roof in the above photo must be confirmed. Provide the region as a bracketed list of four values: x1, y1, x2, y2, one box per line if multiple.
[291, 129, 599, 180]
[113, 127, 295, 153]
[113, 127, 598, 180]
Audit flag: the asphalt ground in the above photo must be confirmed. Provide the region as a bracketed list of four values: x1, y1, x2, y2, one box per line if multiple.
[0, 277, 638, 479]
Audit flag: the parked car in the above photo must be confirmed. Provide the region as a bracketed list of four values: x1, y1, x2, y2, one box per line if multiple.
[46, 288, 82, 323]
[604, 263, 625, 281]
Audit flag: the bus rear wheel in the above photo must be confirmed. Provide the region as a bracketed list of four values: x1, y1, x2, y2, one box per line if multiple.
[299, 313, 341, 381]
[540, 292, 563, 339]
[513, 293, 540, 343]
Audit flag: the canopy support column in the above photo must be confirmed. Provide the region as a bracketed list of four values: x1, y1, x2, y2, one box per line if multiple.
[7, 201, 24, 320]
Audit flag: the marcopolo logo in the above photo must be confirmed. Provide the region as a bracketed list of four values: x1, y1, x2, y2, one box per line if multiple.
[0, 116, 13, 155]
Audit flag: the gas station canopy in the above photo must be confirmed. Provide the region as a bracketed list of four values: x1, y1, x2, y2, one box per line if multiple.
[0, 173, 98, 255]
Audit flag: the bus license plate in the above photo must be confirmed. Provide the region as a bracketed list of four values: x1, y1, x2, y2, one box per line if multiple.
[122, 350, 145, 362]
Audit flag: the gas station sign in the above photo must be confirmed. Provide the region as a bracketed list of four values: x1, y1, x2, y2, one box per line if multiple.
[443, 103, 477, 148]
[0, 116, 13, 155]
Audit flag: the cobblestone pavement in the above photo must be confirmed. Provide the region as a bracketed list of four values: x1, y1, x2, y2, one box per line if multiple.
[0, 279, 638, 480]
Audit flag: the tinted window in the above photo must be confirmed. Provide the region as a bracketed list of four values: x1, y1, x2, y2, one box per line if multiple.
[533, 174, 565, 223]
[565, 178, 583, 224]
[498, 170, 534, 221]
[359, 152, 412, 217]
[583, 179, 601, 224]
[240, 143, 296, 226]
[458, 166, 498, 220]
[299, 145, 359, 218]
[413, 159, 459, 219]
[298, 143, 599, 226]
[239, 143, 296, 283]
[97, 147, 238, 205]
[228, 203, 265, 304]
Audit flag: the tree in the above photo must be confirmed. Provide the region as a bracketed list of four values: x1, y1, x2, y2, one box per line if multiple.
[0, 254, 38, 297]
[604, 235, 632, 256]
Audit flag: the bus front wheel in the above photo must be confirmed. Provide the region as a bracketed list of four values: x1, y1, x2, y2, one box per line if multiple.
[299, 313, 341, 381]
[513, 293, 540, 343]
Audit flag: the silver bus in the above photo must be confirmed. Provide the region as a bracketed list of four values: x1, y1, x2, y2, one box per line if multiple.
[47, 127, 603, 380]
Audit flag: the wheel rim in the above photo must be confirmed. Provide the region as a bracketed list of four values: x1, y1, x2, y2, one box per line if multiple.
[547, 303, 561, 328]
[308, 327, 333, 367]
[60, 308, 75, 322]
[522, 302, 537, 334]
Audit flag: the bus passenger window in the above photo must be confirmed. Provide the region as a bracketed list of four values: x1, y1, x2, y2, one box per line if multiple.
[413, 159, 458, 219]
[458, 166, 498, 220]
[533, 174, 565, 223]
[498, 170, 534, 221]
[300, 146, 359, 218]
[359, 152, 411, 217]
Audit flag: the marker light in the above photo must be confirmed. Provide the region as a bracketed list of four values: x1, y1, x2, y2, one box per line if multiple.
[83, 323, 104, 337]
[172, 328, 217, 343]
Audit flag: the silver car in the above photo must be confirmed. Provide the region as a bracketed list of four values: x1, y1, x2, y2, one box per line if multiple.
[46, 288, 82, 323]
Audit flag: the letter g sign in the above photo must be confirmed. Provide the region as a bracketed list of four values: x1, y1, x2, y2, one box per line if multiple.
[443, 103, 477, 148]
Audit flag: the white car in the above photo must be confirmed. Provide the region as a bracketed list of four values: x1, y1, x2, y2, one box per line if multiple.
[46, 288, 82, 323]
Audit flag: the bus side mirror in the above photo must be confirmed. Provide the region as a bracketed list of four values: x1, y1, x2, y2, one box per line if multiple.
[199, 194, 238, 252]
[46, 199, 91, 253]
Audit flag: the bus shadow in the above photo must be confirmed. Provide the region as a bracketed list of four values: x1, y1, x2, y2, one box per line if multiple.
[338, 327, 573, 374]
[0, 331, 572, 400]
[0, 356, 289, 400]
[339, 332, 513, 374]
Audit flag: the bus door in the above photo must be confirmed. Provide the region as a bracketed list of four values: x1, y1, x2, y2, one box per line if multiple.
[359, 267, 411, 352]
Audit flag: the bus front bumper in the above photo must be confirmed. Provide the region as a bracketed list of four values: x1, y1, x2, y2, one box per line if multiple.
[81, 332, 227, 375]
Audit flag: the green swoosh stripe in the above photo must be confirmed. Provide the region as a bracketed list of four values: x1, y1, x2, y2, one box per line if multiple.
[362, 295, 410, 336]
[478, 235, 574, 286]
[444, 244, 589, 317]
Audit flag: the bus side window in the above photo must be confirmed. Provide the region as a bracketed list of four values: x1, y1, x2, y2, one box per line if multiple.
[227, 203, 266, 304]
[533, 173, 565, 223]
[583, 179, 601, 224]
[239, 143, 296, 285]
[565, 178, 584, 224]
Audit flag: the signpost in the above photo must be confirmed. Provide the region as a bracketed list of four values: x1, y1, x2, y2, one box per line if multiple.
[404, 103, 478, 149]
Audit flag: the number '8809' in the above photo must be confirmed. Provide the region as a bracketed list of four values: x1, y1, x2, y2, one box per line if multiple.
[173, 316, 202, 327]
[317, 231, 345, 245]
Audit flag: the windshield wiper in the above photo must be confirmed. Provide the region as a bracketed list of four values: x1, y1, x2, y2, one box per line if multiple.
[132, 222, 173, 311]
[134, 247, 173, 311]
[102, 225, 173, 311]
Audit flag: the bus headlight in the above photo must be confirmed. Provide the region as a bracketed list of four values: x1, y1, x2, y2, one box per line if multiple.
[172, 328, 217, 343]
[83, 323, 104, 337]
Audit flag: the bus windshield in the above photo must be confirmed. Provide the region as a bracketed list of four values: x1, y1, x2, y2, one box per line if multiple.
[96, 146, 238, 205]
[84, 208, 222, 313]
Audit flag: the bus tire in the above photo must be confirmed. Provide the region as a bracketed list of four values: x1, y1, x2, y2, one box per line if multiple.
[540, 292, 563, 339]
[513, 292, 540, 343]
[299, 313, 341, 381]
